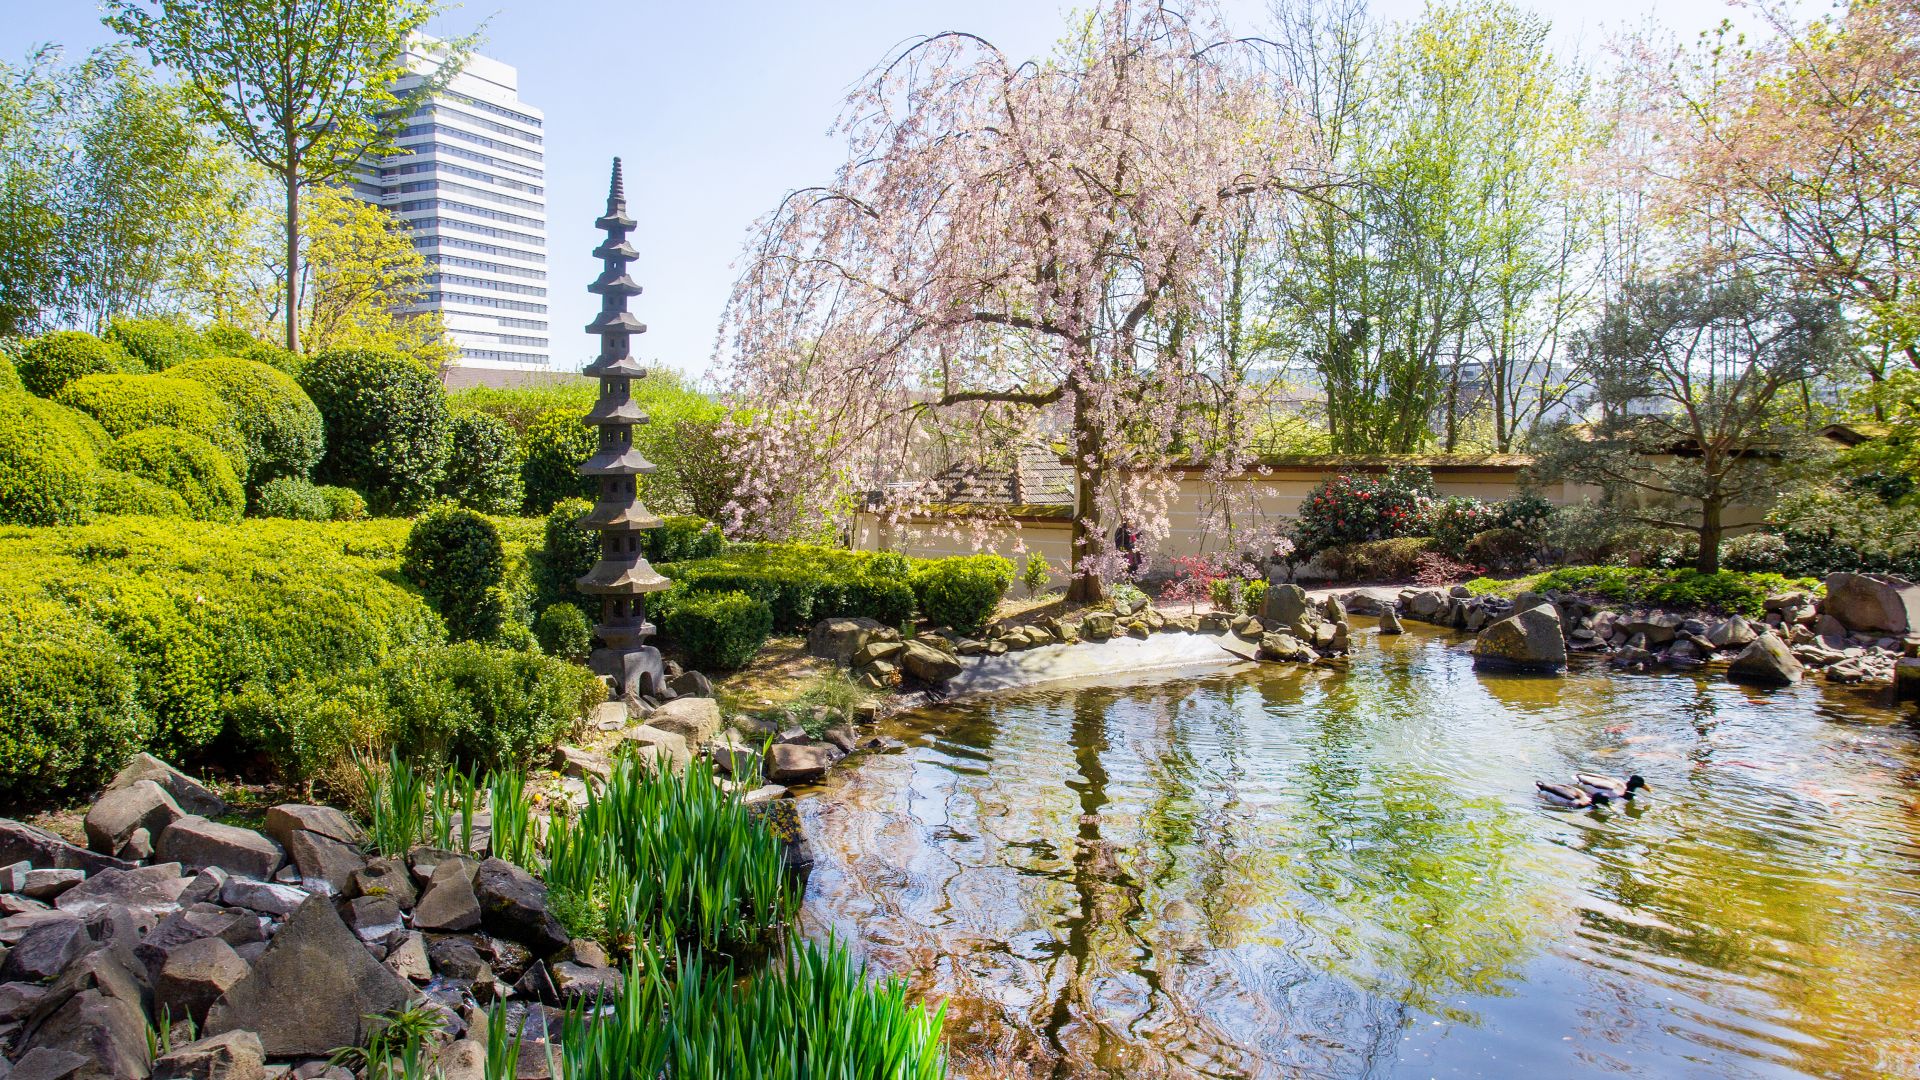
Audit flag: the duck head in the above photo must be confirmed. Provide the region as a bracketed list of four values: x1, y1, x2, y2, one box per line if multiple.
[1626, 774, 1650, 794]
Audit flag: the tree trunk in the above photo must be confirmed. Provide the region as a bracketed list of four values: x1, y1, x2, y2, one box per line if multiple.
[1064, 382, 1107, 604]
[1695, 498, 1724, 574]
[283, 175, 302, 354]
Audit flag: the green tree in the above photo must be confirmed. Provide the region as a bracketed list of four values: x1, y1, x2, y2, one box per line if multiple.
[104, 0, 476, 351]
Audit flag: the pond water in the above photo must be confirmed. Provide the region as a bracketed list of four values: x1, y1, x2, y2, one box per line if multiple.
[796, 620, 1920, 1079]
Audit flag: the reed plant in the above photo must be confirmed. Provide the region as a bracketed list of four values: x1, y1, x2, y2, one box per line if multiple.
[358, 750, 431, 856]
[487, 768, 537, 868]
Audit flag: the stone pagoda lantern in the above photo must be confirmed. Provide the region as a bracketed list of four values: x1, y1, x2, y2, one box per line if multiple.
[577, 157, 670, 697]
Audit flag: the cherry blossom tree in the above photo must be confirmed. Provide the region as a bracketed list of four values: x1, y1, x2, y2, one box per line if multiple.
[716, 0, 1322, 600]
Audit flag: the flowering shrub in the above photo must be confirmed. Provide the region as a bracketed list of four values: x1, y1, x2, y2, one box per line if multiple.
[1292, 467, 1435, 556]
[1162, 555, 1227, 608]
[1431, 497, 1501, 556]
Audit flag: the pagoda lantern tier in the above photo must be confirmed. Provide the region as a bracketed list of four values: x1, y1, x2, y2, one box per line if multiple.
[576, 157, 671, 697]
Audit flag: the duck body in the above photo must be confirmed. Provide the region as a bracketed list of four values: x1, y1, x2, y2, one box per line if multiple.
[1575, 772, 1649, 800]
[1535, 780, 1594, 808]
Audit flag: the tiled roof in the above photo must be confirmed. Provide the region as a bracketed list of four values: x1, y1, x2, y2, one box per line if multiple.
[911, 445, 1075, 507]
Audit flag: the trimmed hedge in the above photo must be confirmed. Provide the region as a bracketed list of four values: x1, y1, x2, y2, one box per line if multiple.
[55, 373, 248, 470]
[403, 504, 508, 642]
[0, 354, 20, 394]
[520, 405, 596, 513]
[534, 602, 592, 661]
[534, 497, 599, 610]
[256, 476, 331, 521]
[319, 485, 367, 521]
[0, 393, 103, 526]
[649, 514, 725, 563]
[299, 348, 450, 513]
[657, 545, 1003, 635]
[103, 317, 211, 371]
[1530, 565, 1820, 619]
[910, 554, 1015, 636]
[441, 410, 526, 514]
[1320, 537, 1437, 583]
[171, 358, 324, 490]
[108, 428, 245, 523]
[658, 589, 773, 670]
[0, 596, 148, 804]
[16, 331, 138, 396]
[93, 471, 190, 518]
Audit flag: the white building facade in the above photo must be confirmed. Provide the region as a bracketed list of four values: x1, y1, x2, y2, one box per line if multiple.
[354, 42, 551, 371]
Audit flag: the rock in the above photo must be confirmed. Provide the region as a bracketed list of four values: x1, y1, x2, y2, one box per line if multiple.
[1260, 584, 1318, 638]
[1079, 612, 1116, 641]
[135, 905, 264, 976]
[707, 733, 762, 780]
[17, 988, 148, 1080]
[20, 870, 85, 902]
[107, 755, 225, 819]
[899, 640, 962, 683]
[432, 1040, 486, 1080]
[806, 617, 891, 664]
[341, 896, 404, 944]
[9, 1048, 91, 1080]
[84, 781, 185, 857]
[0, 823, 133, 878]
[384, 931, 432, 982]
[1197, 612, 1232, 633]
[426, 937, 492, 983]
[1377, 606, 1404, 634]
[1403, 589, 1447, 619]
[1896, 658, 1920, 701]
[204, 896, 413, 1057]
[765, 743, 839, 784]
[550, 746, 611, 784]
[1471, 604, 1568, 674]
[116, 831, 153, 864]
[1705, 615, 1757, 650]
[621, 726, 691, 772]
[155, 937, 249, 1025]
[850, 640, 904, 667]
[217, 880, 306, 917]
[262, 806, 364, 850]
[1823, 572, 1920, 634]
[0, 981, 48, 1022]
[821, 725, 858, 753]
[1727, 633, 1805, 686]
[741, 785, 788, 806]
[472, 859, 568, 956]
[177, 869, 227, 908]
[283, 832, 362, 897]
[1257, 633, 1311, 663]
[548, 961, 623, 1003]
[151, 1031, 265, 1080]
[156, 819, 283, 881]
[55, 863, 188, 922]
[646, 697, 722, 746]
[0, 917, 89, 983]
[413, 859, 481, 934]
[1621, 612, 1682, 646]
[345, 857, 415, 910]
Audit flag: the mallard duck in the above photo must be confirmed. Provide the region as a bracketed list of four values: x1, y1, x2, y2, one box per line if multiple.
[1575, 772, 1649, 801]
[1535, 780, 1594, 808]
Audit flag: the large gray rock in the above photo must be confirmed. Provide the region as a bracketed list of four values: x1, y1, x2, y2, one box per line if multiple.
[621, 726, 691, 772]
[54, 863, 189, 922]
[1260, 584, 1319, 638]
[107, 755, 224, 819]
[473, 859, 568, 956]
[806, 617, 893, 664]
[283, 831, 364, 897]
[10, 1048, 92, 1080]
[0, 915, 90, 983]
[154, 937, 249, 1025]
[1471, 604, 1568, 674]
[203, 896, 413, 1057]
[899, 639, 962, 683]
[261, 805, 364, 849]
[17, 988, 149, 1080]
[150, 1031, 265, 1080]
[216, 879, 305, 917]
[156, 819, 283, 881]
[1727, 633, 1804, 686]
[84, 781, 185, 857]
[1378, 606, 1405, 634]
[646, 697, 722, 746]
[1706, 615, 1758, 650]
[411, 858, 481, 933]
[1823, 572, 1920, 634]
[134, 905, 265, 975]
[765, 743, 841, 784]
[0, 822, 133, 877]
[346, 857, 416, 910]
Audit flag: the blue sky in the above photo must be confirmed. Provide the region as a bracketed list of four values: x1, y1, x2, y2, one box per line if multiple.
[6, 0, 1743, 380]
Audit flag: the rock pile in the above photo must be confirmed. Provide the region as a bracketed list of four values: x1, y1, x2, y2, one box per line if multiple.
[0, 762, 626, 1080]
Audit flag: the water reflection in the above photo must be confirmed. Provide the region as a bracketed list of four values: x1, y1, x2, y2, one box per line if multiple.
[798, 623, 1920, 1079]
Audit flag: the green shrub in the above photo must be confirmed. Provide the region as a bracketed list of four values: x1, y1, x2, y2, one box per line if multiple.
[534, 602, 592, 661]
[16, 330, 139, 396]
[1320, 537, 1436, 582]
[646, 514, 724, 563]
[256, 476, 331, 520]
[54, 373, 247, 469]
[910, 554, 1014, 635]
[659, 589, 772, 669]
[108, 428, 245, 522]
[1531, 565, 1820, 618]
[1721, 531, 1791, 574]
[1463, 527, 1536, 573]
[299, 348, 450, 513]
[0, 353, 21, 394]
[842, 573, 916, 626]
[440, 410, 525, 514]
[204, 324, 304, 376]
[1292, 467, 1436, 556]
[170, 358, 324, 490]
[0, 597, 148, 803]
[403, 504, 508, 642]
[0, 394, 101, 525]
[102, 316, 210, 370]
[534, 497, 598, 609]
[519, 405, 596, 513]
[318, 485, 367, 521]
[93, 470, 189, 518]
[1430, 496, 1499, 556]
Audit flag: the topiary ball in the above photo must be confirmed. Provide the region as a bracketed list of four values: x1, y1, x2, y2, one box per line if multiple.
[404, 503, 508, 642]
[255, 476, 331, 521]
[299, 348, 450, 513]
[0, 598, 148, 803]
[107, 427, 245, 522]
[318, 485, 368, 521]
[534, 602, 592, 662]
[16, 330, 140, 397]
[169, 358, 323, 491]
[0, 394, 102, 525]
[441, 409, 526, 514]
[55, 373, 248, 473]
[103, 316, 212, 371]
[93, 470, 191, 518]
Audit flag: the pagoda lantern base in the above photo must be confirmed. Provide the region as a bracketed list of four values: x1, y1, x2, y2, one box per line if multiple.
[591, 646, 664, 699]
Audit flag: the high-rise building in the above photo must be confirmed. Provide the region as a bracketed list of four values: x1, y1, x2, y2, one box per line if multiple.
[353, 39, 551, 371]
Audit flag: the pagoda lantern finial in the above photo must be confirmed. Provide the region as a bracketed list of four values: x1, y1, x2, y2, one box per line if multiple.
[578, 156, 669, 698]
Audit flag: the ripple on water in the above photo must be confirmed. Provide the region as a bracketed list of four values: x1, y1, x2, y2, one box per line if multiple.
[799, 623, 1920, 1079]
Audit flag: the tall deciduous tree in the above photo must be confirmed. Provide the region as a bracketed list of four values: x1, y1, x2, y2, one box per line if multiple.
[299, 187, 451, 364]
[1537, 270, 1847, 572]
[104, 0, 474, 352]
[719, 0, 1320, 599]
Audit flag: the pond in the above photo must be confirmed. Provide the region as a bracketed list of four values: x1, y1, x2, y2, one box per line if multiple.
[796, 620, 1920, 1079]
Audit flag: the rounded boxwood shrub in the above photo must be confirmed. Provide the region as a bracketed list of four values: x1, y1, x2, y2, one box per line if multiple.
[0, 597, 148, 803]
[0, 353, 21, 394]
[93, 470, 190, 518]
[0, 394, 101, 525]
[55, 373, 248, 470]
[534, 601, 592, 661]
[441, 410, 525, 514]
[842, 573, 916, 626]
[660, 589, 772, 670]
[16, 330, 139, 397]
[203, 324, 304, 376]
[256, 476, 331, 520]
[645, 515, 724, 563]
[534, 497, 598, 609]
[520, 405, 596, 513]
[403, 504, 507, 642]
[170, 358, 324, 489]
[107, 427, 245, 522]
[909, 554, 1014, 636]
[299, 348, 450, 513]
[319, 485, 368, 521]
[103, 316, 211, 370]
